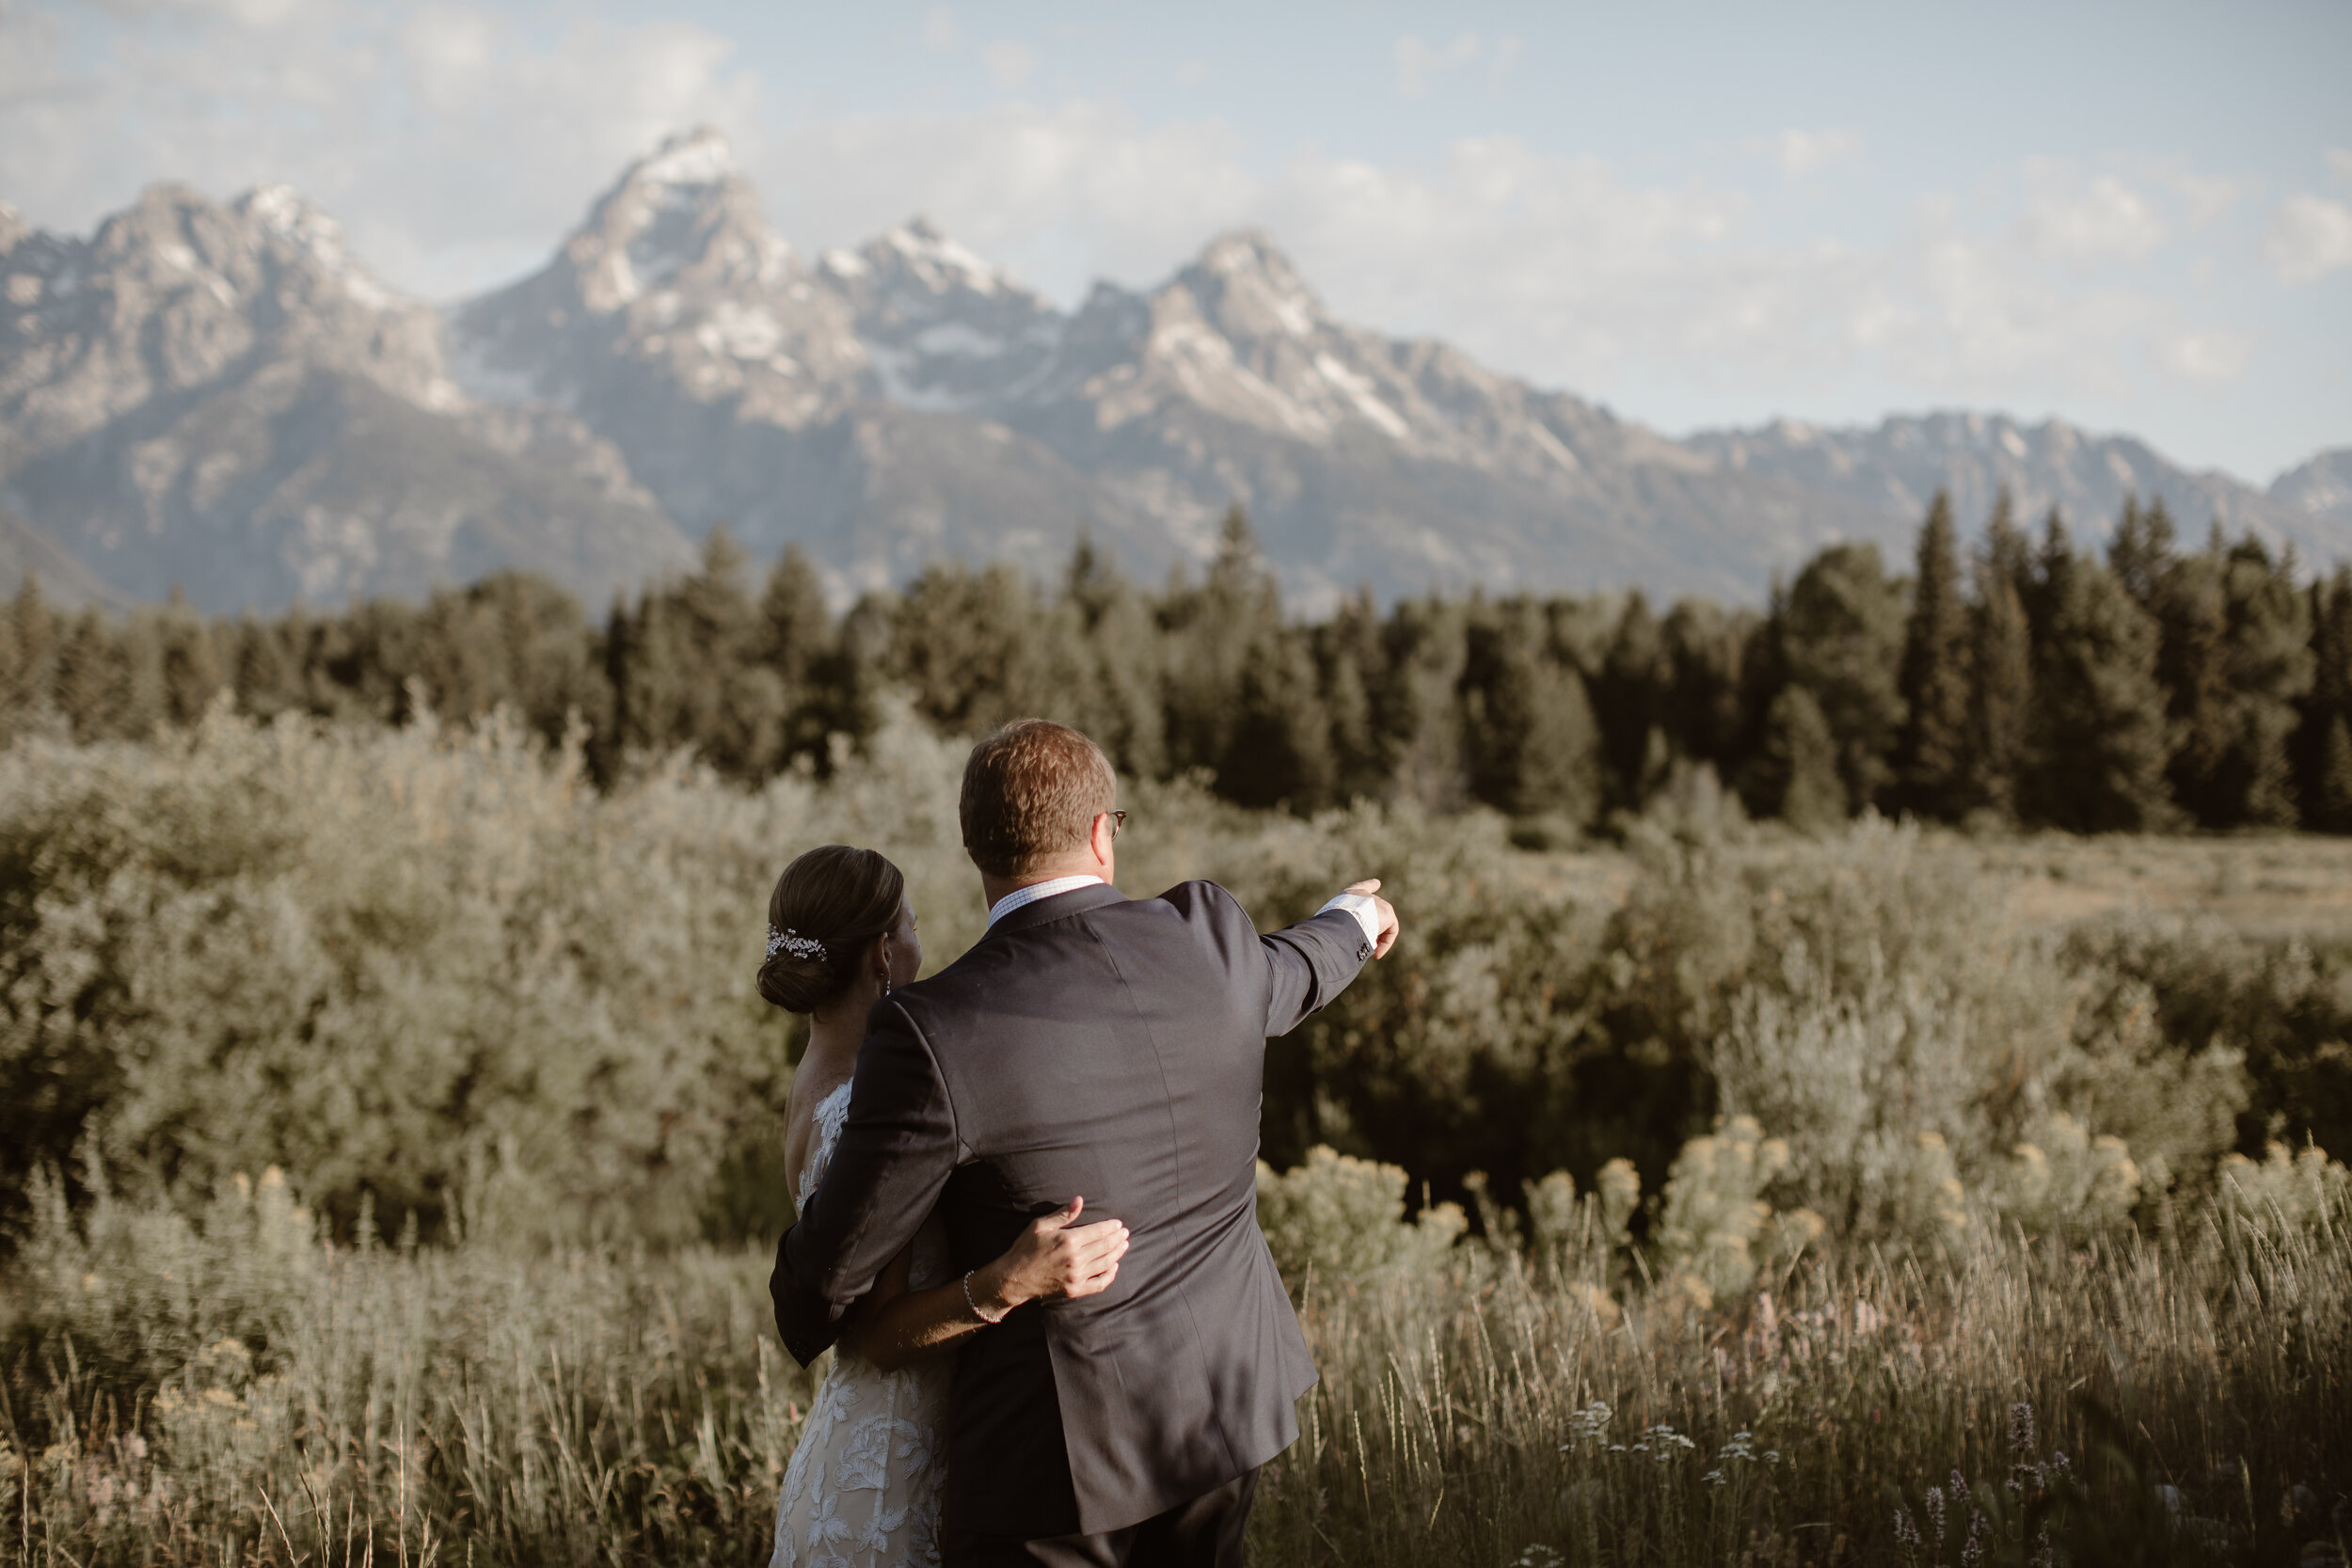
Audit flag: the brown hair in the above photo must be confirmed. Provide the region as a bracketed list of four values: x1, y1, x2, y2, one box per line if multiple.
[960, 720, 1118, 879]
[756, 845, 906, 1013]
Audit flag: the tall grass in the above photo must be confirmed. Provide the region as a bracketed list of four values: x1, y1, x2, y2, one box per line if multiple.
[2, 1169, 806, 1565]
[4, 1171, 2344, 1566]
[1261, 1207, 2349, 1566]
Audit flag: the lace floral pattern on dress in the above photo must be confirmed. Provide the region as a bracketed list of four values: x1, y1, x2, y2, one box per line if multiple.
[771, 1081, 954, 1568]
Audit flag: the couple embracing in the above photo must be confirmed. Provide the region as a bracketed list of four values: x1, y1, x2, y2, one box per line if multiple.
[764, 719, 1400, 1568]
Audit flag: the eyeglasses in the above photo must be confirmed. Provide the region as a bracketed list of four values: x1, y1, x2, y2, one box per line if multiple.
[1107, 809, 1128, 839]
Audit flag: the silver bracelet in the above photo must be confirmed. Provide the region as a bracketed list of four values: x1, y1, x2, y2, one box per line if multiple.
[962, 1270, 1007, 1324]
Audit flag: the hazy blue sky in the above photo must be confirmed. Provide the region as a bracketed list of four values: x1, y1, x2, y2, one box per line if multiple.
[4, 0, 2346, 483]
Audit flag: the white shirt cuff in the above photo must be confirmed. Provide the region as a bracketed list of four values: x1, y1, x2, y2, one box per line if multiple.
[1317, 891, 1382, 947]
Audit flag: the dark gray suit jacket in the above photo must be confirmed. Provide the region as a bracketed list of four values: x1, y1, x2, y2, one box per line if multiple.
[771, 880, 1374, 1539]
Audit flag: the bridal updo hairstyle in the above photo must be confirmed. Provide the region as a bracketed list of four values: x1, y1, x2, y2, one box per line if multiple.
[960, 719, 1118, 879]
[757, 845, 907, 1014]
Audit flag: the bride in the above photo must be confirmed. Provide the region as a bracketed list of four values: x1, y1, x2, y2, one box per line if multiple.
[758, 846, 1130, 1568]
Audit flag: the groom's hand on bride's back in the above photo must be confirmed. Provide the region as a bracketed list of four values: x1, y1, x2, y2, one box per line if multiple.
[1342, 878, 1402, 958]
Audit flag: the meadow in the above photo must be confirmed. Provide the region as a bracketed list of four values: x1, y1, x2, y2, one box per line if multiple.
[2, 703, 2348, 1565]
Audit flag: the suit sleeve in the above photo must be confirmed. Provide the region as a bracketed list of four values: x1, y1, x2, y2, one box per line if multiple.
[770, 998, 959, 1366]
[1257, 904, 1375, 1038]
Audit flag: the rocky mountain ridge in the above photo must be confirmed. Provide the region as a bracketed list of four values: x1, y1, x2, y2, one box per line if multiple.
[4, 127, 2346, 614]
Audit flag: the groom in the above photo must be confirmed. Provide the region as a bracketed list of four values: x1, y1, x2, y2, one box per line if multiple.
[772, 718, 1398, 1567]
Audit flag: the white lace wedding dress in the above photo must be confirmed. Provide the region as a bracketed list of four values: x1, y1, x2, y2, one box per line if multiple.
[771, 1081, 955, 1568]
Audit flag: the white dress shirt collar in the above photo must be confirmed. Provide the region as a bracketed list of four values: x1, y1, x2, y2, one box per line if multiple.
[986, 874, 1106, 929]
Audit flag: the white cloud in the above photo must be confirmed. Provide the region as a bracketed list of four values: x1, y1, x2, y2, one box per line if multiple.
[2328, 148, 2352, 182]
[921, 6, 957, 50]
[2264, 194, 2352, 284]
[753, 103, 1257, 297]
[0, 0, 757, 298]
[1761, 128, 1861, 178]
[2163, 169, 2239, 229]
[1392, 33, 1480, 100]
[2153, 328, 2254, 384]
[2018, 165, 2164, 266]
[982, 40, 1036, 92]
[755, 107, 2245, 405]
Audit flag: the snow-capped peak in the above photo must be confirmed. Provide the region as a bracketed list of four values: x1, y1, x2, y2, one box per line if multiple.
[1198, 229, 1295, 279]
[628, 126, 736, 191]
[235, 183, 399, 309]
[1183, 229, 1322, 339]
[558, 126, 781, 312]
[873, 216, 1002, 296]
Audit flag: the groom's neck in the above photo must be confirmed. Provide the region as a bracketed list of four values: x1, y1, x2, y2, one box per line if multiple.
[980, 859, 1107, 914]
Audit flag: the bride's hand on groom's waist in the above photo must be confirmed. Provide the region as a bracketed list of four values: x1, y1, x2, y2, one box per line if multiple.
[969, 1196, 1130, 1319]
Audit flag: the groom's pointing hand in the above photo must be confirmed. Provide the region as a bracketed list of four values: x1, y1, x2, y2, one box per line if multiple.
[1343, 878, 1401, 958]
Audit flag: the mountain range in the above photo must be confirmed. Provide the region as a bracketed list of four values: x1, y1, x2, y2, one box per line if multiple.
[4, 127, 2347, 615]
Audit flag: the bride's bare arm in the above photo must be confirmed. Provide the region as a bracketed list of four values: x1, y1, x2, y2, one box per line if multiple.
[840, 1198, 1129, 1373]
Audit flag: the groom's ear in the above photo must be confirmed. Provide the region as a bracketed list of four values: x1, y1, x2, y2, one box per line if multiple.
[1089, 809, 1117, 868]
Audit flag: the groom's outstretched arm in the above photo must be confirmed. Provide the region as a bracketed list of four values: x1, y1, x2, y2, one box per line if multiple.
[771, 999, 958, 1367]
[1256, 882, 1395, 1037]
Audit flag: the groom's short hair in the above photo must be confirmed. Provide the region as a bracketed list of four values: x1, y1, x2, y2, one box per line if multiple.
[961, 720, 1118, 879]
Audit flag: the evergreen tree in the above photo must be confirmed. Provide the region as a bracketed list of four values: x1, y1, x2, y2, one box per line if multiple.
[2106, 493, 2177, 609]
[1778, 543, 1908, 814]
[157, 592, 227, 724]
[759, 546, 832, 687]
[1729, 584, 1792, 817]
[1660, 597, 1756, 776]
[0, 574, 51, 738]
[2211, 538, 2312, 827]
[2297, 569, 2352, 832]
[1592, 593, 1671, 810]
[607, 529, 789, 778]
[1221, 628, 1335, 813]
[1895, 492, 1971, 818]
[2025, 506, 2074, 645]
[1057, 536, 1168, 781]
[0, 593, 20, 729]
[2313, 716, 2352, 834]
[1316, 589, 1389, 803]
[1758, 684, 1846, 831]
[1968, 491, 2036, 818]
[1461, 604, 1602, 825]
[2153, 543, 2230, 821]
[1162, 507, 1279, 783]
[889, 562, 1029, 733]
[483, 573, 608, 745]
[2153, 532, 2312, 828]
[232, 616, 299, 720]
[2026, 544, 2176, 832]
[52, 611, 120, 739]
[1380, 595, 1470, 813]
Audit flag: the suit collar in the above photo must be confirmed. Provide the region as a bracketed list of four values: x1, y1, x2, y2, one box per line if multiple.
[981, 880, 1128, 941]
